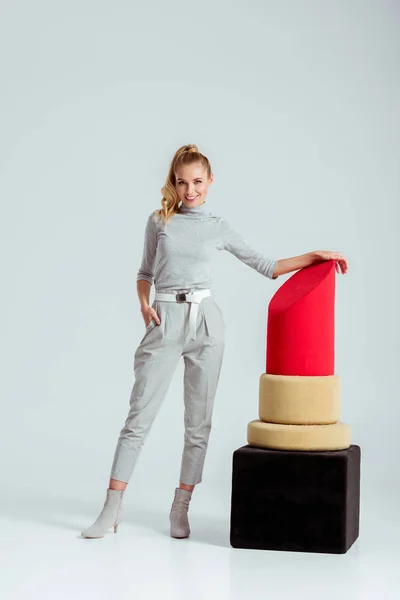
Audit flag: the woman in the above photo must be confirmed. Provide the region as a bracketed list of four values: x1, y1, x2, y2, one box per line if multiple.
[81, 144, 348, 539]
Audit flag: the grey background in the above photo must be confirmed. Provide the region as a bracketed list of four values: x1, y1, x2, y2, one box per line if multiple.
[1, 0, 398, 525]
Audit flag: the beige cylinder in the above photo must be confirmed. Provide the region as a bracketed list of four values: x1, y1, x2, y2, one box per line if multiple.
[259, 373, 340, 425]
[247, 419, 351, 451]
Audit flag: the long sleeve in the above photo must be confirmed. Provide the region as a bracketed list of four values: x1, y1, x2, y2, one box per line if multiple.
[137, 211, 158, 285]
[218, 217, 278, 279]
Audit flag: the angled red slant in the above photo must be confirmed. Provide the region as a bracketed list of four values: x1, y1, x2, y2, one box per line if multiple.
[266, 260, 336, 376]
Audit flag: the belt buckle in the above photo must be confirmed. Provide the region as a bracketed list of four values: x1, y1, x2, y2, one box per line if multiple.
[176, 293, 187, 303]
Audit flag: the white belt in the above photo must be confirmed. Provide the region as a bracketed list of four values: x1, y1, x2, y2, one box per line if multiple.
[154, 289, 211, 341]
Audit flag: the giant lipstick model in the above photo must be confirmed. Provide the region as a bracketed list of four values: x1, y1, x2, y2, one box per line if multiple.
[230, 260, 361, 554]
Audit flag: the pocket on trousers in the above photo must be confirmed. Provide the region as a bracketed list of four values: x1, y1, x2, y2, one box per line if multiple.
[145, 319, 157, 331]
[202, 298, 225, 341]
[139, 300, 161, 344]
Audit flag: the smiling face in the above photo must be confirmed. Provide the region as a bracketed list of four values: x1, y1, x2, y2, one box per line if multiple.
[175, 162, 214, 208]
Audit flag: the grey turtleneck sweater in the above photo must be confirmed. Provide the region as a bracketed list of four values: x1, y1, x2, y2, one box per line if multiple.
[137, 201, 277, 292]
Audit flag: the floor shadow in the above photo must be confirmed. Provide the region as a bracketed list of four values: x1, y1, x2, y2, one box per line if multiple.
[2, 491, 231, 547]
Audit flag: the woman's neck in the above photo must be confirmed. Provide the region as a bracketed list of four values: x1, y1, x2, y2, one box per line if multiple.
[178, 201, 210, 216]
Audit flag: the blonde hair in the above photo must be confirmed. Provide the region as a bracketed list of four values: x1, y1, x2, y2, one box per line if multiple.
[153, 144, 212, 226]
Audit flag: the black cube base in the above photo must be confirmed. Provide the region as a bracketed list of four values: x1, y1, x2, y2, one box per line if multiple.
[230, 444, 361, 554]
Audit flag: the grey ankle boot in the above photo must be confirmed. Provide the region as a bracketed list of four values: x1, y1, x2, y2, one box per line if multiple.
[169, 487, 193, 538]
[81, 488, 125, 538]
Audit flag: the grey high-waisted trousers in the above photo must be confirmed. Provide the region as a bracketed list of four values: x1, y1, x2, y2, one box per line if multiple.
[109, 292, 225, 486]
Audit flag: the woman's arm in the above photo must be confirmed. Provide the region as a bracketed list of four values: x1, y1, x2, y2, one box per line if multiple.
[272, 251, 348, 278]
[136, 211, 158, 303]
[137, 279, 152, 309]
[136, 211, 162, 325]
[218, 217, 277, 279]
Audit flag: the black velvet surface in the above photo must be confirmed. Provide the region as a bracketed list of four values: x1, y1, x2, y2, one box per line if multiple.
[230, 444, 361, 554]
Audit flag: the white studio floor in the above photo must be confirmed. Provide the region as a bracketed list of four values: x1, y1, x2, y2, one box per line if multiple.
[2, 482, 399, 600]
